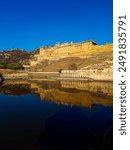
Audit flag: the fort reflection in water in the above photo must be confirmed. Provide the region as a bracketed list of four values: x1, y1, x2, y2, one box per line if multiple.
[0, 80, 113, 108]
[30, 80, 113, 108]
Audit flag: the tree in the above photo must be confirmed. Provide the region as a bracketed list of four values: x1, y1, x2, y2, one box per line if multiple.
[0, 64, 5, 69]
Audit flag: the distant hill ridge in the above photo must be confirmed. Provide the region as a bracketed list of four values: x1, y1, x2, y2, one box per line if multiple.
[0, 49, 32, 64]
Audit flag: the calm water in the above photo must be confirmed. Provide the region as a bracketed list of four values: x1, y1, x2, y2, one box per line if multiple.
[0, 80, 113, 150]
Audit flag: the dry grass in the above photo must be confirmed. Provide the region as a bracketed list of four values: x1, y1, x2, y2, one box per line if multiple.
[42, 51, 113, 72]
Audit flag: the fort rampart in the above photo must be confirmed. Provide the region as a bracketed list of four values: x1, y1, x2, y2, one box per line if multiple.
[30, 41, 112, 66]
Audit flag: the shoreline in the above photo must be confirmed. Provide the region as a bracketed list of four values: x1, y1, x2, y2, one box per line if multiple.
[3, 76, 113, 82]
[0, 69, 113, 82]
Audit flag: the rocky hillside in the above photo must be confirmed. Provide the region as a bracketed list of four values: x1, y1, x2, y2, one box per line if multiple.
[0, 49, 33, 69]
[0, 49, 32, 64]
[30, 51, 113, 72]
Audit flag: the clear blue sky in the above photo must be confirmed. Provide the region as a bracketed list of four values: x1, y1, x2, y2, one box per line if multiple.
[0, 0, 113, 51]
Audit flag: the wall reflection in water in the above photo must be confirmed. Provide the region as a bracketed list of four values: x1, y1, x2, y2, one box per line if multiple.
[0, 80, 113, 108]
[0, 80, 113, 150]
[30, 80, 113, 108]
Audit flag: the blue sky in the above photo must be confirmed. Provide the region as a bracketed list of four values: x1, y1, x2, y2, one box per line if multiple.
[0, 0, 113, 51]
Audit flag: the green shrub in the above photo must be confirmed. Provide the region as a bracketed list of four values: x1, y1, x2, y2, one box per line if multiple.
[0, 62, 7, 69]
[0, 64, 5, 69]
[6, 63, 24, 70]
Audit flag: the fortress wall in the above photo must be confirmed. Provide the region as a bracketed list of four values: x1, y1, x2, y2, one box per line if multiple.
[82, 42, 93, 51]
[39, 47, 53, 56]
[60, 69, 113, 81]
[36, 47, 54, 61]
[30, 42, 113, 66]
[39, 43, 112, 59]
[52, 44, 83, 56]
[38, 41, 94, 58]
[91, 44, 113, 52]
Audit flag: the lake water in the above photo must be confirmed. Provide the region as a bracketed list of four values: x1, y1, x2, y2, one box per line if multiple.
[0, 80, 113, 150]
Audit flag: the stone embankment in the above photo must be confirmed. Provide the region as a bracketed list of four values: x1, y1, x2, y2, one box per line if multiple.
[59, 68, 113, 81]
[0, 69, 28, 80]
[1, 69, 112, 81]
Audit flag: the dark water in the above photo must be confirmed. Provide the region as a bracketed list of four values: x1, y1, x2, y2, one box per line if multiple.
[0, 80, 113, 150]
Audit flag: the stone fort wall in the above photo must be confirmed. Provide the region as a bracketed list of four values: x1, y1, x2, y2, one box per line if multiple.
[60, 68, 113, 81]
[39, 41, 93, 57]
[38, 41, 112, 60]
[30, 40, 112, 66]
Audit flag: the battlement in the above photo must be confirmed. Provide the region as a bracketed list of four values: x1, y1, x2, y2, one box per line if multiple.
[39, 40, 97, 53]
[38, 40, 100, 59]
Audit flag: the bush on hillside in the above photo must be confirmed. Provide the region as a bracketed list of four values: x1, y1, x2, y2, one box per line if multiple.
[6, 63, 24, 70]
[0, 62, 7, 69]
[0, 64, 5, 69]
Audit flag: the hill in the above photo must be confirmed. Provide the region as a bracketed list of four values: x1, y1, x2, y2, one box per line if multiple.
[0, 49, 32, 69]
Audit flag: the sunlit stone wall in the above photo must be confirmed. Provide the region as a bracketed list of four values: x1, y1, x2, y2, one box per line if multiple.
[60, 68, 113, 81]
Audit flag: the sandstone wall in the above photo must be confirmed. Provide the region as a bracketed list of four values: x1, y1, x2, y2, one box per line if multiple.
[60, 68, 113, 81]
[39, 42, 112, 59]
[30, 41, 113, 66]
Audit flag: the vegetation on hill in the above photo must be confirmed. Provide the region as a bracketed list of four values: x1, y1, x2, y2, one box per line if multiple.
[0, 49, 32, 69]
